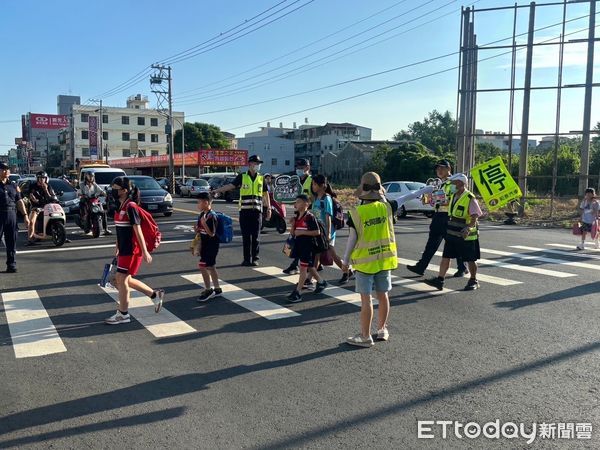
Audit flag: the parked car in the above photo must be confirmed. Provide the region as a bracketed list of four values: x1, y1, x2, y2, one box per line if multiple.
[18, 177, 80, 216]
[382, 181, 435, 218]
[179, 178, 210, 198]
[207, 175, 239, 203]
[8, 174, 21, 184]
[107, 175, 173, 217]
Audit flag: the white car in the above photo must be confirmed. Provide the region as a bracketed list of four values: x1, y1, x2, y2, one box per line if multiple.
[382, 181, 435, 218]
[179, 178, 210, 197]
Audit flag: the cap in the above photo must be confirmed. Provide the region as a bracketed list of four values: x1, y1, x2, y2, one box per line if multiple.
[435, 160, 451, 169]
[0, 162, 8, 170]
[449, 173, 468, 185]
[197, 192, 211, 200]
[296, 158, 310, 167]
[354, 172, 385, 201]
[248, 155, 263, 164]
[296, 194, 310, 202]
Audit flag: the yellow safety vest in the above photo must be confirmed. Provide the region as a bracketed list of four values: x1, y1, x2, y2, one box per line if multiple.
[239, 173, 264, 211]
[435, 180, 453, 213]
[447, 190, 479, 241]
[349, 201, 398, 274]
[302, 175, 313, 199]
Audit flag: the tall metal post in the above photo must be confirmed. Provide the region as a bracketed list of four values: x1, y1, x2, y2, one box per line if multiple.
[150, 64, 175, 193]
[456, 7, 471, 173]
[518, 2, 536, 210]
[99, 99, 104, 163]
[579, 0, 596, 196]
[507, 3, 518, 176]
[167, 67, 175, 194]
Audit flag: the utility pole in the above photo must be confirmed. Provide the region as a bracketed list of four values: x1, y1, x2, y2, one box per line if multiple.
[150, 64, 175, 193]
[90, 98, 105, 163]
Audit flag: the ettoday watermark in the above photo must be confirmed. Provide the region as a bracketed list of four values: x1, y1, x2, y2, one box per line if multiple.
[417, 420, 592, 444]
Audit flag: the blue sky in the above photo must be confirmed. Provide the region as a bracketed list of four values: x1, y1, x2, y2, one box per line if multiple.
[0, 0, 597, 154]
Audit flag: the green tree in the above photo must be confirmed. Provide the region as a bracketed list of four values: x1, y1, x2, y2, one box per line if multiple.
[173, 122, 229, 153]
[364, 144, 391, 175]
[474, 142, 504, 165]
[393, 110, 457, 155]
[369, 141, 441, 182]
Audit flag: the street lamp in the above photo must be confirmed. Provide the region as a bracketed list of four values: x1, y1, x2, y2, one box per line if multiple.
[173, 117, 185, 183]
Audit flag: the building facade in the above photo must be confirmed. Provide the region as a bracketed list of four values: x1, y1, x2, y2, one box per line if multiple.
[475, 129, 536, 154]
[237, 124, 295, 175]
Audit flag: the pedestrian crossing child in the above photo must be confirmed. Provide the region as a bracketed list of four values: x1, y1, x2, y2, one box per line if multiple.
[577, 188, 599, 250]
[196, 192, 223, 302]
[288, 194, 327, 303]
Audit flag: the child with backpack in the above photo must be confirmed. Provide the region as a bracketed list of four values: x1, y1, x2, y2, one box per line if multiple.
[311, 175, 352, 284]
[288, 194, 328, 303]
[577, 187, 600, 250]
[105, 177, 164, 325]
[195, 192, 223, 302]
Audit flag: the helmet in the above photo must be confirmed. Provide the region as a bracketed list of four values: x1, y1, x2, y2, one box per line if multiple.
[85, 171, 95, 181]
[36, 171, 48, 181]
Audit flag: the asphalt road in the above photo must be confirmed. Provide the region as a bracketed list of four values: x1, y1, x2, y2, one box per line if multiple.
[1, 198, 600, 449]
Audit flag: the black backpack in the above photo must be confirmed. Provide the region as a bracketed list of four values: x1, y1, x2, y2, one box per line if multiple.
[332, 197, 345, 230]
[312, 216, 330, 253]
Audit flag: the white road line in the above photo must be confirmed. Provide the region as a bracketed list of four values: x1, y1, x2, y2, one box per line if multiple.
[101, 286, 196, 337]
[394, 226, 414, 230]
[1, 290, 67, 358]
[481, 247, 600, 272]
[433, 251, 575, 278]
[255, 266, 372, 307]
[17, 239, 190, 255]
[547, 243, 600, 253]
[182, 273, 299, 320]
[397, 257, 521, 286]
[513, 245, 600, 264]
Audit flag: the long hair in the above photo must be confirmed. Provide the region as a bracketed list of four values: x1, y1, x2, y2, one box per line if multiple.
[312, 174, 336, 198]
[112, 176, 141, 205]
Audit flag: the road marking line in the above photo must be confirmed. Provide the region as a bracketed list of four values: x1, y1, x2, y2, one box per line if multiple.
[514, 245, 600, 263]
[182, 273, 299, 320]
[100, 286, 196, 337]
[434, 251, 575, 278]
[174, 207, 240, 222]
[547, 243, 600, 253]
[481, 247, 599, 272]
[255, 266, 373, 307]
[1, 290, 67, 358]
[17, 239, 190, 255]
[397, 257, 521, 286]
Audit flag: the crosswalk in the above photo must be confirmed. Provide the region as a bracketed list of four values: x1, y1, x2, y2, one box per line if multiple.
[3, 241, 600, 358]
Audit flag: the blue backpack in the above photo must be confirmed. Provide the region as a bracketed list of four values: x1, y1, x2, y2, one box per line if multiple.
[210, 211, 233, 244]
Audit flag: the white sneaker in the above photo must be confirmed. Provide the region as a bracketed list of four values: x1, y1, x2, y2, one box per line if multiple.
[376, 327, 389, 341]
[346, 334, 374, 348]
[105, 311, 131, 325]
[594, 241, 599, 249]
[576, 243, 585, 250]
[152, 289, 164, 313]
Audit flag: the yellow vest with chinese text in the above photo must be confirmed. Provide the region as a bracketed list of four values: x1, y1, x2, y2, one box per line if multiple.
[447, 190, 479, 241]
[239, 173, 263, 211]
[349, 201, 398, 274]
[302, 175, 313, 199]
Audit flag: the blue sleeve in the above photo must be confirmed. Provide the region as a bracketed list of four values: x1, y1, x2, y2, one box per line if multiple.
[325, 196, 333, 217]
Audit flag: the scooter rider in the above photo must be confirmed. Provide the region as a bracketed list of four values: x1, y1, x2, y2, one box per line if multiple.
[80, 172, 112, 235]
[28, 171, 56, 243]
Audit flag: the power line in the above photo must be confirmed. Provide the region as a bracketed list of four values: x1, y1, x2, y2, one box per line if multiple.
[221, 23, 596, 133]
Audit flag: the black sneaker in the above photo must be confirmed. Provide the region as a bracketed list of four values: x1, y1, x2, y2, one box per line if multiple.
[464, 279, 480, 291]
[288, 290, 302, 303]
[197, 288, 216, 302]
[453, 269, 469, 278]
[317, 265, 324, 272]
[241, 260, 252, 267]
[302, 280, 314, 290]
[407, 264, 425, 276]
[5, 267, 17, 273]
[250, 261, 259, 267]
[424, 277, 444, 291]
[213, 288, 223, 297]
[314, 280, 328, 294]
[283, 265, 299, 275]
[103, 229, 113, 236]
[339, 269, 354, 284]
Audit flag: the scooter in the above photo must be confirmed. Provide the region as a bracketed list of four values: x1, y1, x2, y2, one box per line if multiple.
[75, 195, 104, 238]
[262, 192, 287, 234]
[32, 197, 67, 246]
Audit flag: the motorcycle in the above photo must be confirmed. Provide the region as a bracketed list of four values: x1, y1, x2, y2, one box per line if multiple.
[262, 192, 287, 234]
[75, 195, 104, 238]
[32, 196, 67, 247]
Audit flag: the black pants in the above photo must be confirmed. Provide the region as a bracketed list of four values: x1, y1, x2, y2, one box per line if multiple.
[80, 198, 109, 231]
[416, 212, 466, 272]
[0, 211, 18, 270]
[240, 209, 262, 263]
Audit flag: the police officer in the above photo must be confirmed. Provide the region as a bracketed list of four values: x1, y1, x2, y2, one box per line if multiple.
[407, 160, 467, 277]
[213, 155, 271, 266]
[0, 162, 30, 273]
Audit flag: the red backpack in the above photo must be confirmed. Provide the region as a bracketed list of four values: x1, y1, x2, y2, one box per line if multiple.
[126, 202, 162, 252]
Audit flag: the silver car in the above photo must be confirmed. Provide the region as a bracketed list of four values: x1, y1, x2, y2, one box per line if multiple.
[382, 181, 435, 218]
[179, 178, 210, 198]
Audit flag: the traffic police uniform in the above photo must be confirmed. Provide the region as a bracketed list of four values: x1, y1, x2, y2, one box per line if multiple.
[443, 189, 480, 262]
[0, 164, 21, 272]
[408, 162, 466, 275]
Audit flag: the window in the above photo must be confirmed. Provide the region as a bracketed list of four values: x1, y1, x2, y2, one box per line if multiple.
[386, 183, 400, 193]
[151, 134, 158, 143]
[285, 160, 290, 166]
[271, 158, 277, 166]
[405, 182, 426, 191]
[81, 130, 88, 140]
[121, 116, 129, 125]
[138, 149, 146, 156]
[138, 133, 145, 142]
[151, 150, 159, 156]
[81, 113, 89, 123]
[137, 117, 145, 126]
[122, 149, 131, 157]
[151, 118, 158, 126]
[122, 132, 130, 141]
[81, 147, 90, 157]
[102, 131, 108, 141]
[264, 143, 270, 150]
[102, 114, 108, 123]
